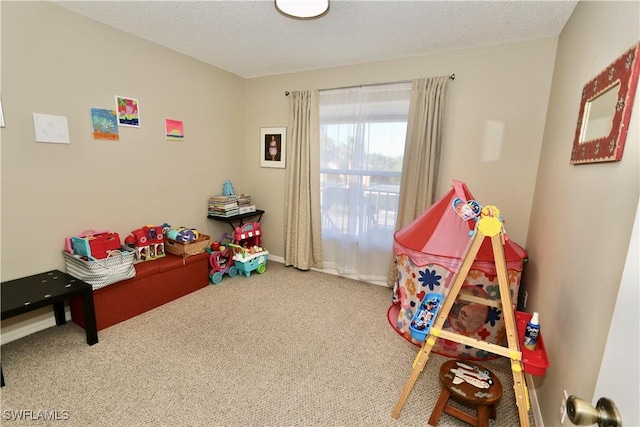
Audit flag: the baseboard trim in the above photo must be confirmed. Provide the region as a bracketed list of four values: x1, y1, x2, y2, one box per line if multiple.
[268, 255, 284, 263]
[526, 373, 544, 427]
[0, 307, 71, 345]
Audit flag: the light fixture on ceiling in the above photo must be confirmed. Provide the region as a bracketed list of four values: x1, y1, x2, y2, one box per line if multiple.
[275, 0, 329, 20]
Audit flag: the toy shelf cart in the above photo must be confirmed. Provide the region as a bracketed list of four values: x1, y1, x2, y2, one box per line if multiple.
[232, 249, 269, 277]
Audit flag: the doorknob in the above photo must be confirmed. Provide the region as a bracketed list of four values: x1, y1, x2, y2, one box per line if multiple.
[566, 395, 622, 427]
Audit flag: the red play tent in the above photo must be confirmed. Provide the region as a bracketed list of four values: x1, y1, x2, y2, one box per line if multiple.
[394, 180, 527, 272]
[389, 180, 527, 359]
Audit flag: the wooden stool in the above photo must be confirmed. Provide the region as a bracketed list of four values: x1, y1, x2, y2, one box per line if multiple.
[428, 360, 503, 427]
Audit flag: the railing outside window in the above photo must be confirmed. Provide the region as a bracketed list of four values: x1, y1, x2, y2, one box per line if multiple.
[320, 169, 400, 236]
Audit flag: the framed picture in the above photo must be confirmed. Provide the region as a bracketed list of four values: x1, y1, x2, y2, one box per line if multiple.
[114, 95, 140, 127]
[260, 127, 286, 168]
[0, 100, 4, 128]
[570, 42, 640, 164]
[165, 118, 184, 141]
[90, 108, 119, 140]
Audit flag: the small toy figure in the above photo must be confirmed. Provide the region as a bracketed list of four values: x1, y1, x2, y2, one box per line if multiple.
[222, 180, 235, 196]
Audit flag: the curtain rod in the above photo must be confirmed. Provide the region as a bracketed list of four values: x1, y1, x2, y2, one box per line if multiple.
[285, 73, 455, 96]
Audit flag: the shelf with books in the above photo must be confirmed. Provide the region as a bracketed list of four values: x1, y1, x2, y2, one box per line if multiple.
[207, 209, 265, 231]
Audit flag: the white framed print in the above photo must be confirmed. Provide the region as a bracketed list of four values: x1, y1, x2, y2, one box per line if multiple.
[260, 127, 286, 168]
[114, 95, 140, 127]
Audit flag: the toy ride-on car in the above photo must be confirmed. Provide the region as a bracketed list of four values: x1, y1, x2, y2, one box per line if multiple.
[207, 243, 238, 285]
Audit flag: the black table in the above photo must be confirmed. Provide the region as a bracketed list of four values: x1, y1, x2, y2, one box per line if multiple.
[1, 269, 98, 386]
[207, 209, 265, 231]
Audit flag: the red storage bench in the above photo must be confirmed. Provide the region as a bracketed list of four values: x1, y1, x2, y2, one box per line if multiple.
[70, 252, 208, 331]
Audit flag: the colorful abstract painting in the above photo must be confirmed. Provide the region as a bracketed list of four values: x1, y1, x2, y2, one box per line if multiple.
[90, 108, 119, 140]
[115, 96, 140, 127]
[165, 119, 184, 141]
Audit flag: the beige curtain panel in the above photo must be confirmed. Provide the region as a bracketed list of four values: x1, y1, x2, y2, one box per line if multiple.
[387, 75, 450, 286]
[284, 90, 324, 270]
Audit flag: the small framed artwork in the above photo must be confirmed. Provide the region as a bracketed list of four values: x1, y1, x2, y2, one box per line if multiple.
[0, 100, 5, 128]
[165, 119, 184, 141]
[260, 127, 286, 168]
[90, 108, 119, 140]
[115, 95, 140, 127]
[33, 113, 70, 144]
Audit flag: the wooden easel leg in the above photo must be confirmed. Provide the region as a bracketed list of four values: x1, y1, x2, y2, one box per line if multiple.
[512, 363, 531, 427]
[490, 234, 531, 427]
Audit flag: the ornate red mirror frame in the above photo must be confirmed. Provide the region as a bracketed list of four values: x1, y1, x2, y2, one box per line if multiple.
[571, 43, 640, 164]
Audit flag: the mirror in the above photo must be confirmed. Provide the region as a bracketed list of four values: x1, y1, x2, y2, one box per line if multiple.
[579, 82, 619, 142]
[571, 43, 640, 164]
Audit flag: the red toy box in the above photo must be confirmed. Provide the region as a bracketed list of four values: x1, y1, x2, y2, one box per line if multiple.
[70, 231, 121, 260]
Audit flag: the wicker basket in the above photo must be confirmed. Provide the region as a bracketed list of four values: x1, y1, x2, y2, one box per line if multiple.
[164, 234, 211, 257]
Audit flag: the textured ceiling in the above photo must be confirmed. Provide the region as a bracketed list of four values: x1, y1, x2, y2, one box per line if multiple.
[53, 0, 578, 79]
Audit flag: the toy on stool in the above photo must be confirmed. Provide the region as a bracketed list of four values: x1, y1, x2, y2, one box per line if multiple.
[229, 243, 268, 277]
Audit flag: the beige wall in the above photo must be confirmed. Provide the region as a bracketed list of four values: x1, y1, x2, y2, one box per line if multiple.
[244, 39, 558, 258]
[1, 2, 246, 331]
[524, 1, 639, 425]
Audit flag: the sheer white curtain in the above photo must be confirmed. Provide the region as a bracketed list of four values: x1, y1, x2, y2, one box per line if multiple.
[319, 83, 411, 284]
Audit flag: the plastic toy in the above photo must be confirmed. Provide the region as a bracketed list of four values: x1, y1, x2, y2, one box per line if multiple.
[163, 225, 200, 243]
[176, 228, 196, 242]
[234, 222, 262, 248]
[222, 180, 235, 196]
[205, 234, 239, 284]
[228, 243, 268, 277]
[452, 198, 482, 221]
[128, 225, 165, 262]
[70, 230, 121, 260]
[207, 244, 238, 284]
[409, 292, 442, 342]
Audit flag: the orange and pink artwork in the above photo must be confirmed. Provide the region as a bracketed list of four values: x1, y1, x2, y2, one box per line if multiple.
[165, 119, 184, 141]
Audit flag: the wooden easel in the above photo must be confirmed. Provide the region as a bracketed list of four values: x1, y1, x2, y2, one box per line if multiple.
[391, 206, 530, 427]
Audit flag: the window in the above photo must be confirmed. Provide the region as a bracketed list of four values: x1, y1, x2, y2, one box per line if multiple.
[319, 82, 411, 283]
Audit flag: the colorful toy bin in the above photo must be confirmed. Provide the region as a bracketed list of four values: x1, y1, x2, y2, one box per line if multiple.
[388, 180, 527, 360]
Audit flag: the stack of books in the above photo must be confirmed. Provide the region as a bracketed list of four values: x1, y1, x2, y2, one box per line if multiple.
[237, 194, 256, 214]
[208, 195, 239, 217]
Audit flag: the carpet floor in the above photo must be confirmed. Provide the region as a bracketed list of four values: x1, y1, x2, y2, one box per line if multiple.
[0, 261, 535, 426]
